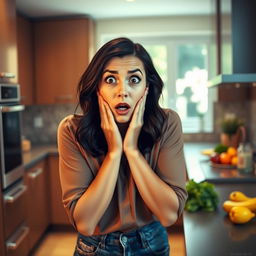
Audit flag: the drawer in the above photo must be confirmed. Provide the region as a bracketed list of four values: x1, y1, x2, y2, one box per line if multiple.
[3, 180, 27, 238]
[6, 223, 29, 256]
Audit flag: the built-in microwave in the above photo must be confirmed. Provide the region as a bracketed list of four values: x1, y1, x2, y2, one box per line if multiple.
[0, 84, 24, 189]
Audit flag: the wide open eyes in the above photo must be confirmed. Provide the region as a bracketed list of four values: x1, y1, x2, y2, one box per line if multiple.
[103, 75, 141, 85]
[104, 75, 117, 84]
[129, 75, 141, 85]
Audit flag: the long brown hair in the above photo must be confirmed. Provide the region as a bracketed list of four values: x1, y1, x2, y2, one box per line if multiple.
[75, 37, 166, 157]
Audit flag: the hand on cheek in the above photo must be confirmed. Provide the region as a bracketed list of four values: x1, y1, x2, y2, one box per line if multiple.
[123, 87, 148, 152]
[97, 93, 122, 155]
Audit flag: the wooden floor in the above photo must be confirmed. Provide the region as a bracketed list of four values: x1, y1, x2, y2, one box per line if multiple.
[32, 230, 186, 256]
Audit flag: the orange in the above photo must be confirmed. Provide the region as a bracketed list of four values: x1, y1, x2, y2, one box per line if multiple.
[220, 152, 231, 164]
[227, 147, 237, 157]
[231, 156, 238, 166]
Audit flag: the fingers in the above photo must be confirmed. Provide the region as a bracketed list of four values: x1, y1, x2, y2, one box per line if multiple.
[97, 92, 116, 127]
[132, 87, 148, 125]
[97, 92, 106, 123]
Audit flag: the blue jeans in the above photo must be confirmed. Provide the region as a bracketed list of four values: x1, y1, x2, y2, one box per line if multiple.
[74, 221, 170, 256]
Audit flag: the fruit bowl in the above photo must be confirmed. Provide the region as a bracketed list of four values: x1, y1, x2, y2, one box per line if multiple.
[210, 162, 237, 169]
[202, 144, 238, 168]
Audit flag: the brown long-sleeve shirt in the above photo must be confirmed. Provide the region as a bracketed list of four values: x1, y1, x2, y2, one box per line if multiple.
[57, 109, 188, 235]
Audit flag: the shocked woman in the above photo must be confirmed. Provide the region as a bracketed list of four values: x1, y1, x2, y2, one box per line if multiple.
[58, 37, 187, 256]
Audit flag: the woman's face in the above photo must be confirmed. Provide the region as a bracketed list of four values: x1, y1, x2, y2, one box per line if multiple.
[98, 55, 147, 123]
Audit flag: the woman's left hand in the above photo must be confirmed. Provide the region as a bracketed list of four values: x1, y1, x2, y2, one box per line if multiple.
[123, 88, 148, 153]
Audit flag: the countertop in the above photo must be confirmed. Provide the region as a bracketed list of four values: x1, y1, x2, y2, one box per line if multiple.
[184, 143, 256, 256]
[22, 144, 58, 169]
[184, 183, 256, 256]
[184, 143, 256, 183]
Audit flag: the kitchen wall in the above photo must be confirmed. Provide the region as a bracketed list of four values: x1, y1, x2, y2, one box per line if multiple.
[95, 15, 216, 48]
[21, 99, 255, 146]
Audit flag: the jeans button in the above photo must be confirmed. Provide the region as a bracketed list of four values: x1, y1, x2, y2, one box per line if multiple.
[122, 236, 128, 243]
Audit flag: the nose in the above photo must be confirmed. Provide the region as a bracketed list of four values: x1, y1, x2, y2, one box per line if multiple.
[117, 80, 128, 98]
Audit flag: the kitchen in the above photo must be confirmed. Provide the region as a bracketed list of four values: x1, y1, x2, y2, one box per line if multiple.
[0, 0, 256, 255]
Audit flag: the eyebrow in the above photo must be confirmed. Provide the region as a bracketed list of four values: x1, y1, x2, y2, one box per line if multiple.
[103, 68, 143, 76]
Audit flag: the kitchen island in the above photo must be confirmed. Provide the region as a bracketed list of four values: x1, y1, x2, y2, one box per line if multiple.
[183, 143, 256, 256]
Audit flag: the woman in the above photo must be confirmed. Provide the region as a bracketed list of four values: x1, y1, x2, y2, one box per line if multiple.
[58, 37, 187, 256]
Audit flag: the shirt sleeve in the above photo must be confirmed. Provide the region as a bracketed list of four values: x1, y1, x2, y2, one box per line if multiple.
[156, 110, 188, 217]
[57, 115, 96, 228]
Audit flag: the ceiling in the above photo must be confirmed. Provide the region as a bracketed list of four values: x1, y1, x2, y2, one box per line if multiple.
[16, 0, 216, 20]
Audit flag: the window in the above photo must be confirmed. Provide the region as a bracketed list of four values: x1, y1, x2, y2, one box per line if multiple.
[136, 36, 216, 133]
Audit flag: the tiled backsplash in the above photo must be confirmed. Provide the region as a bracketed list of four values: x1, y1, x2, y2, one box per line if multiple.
[22, 101, 256, 147]
[22, 104, 78, 145]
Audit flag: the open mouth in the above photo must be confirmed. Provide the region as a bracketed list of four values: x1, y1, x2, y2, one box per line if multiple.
[115, 103, 131, 115]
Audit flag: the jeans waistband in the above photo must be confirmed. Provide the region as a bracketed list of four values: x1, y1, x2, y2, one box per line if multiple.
[78, 221, 160, 241]
[109, 221, 160, 238]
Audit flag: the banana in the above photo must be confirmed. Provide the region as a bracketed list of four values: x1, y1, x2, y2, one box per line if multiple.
[223, 198, 256, 213]
[229, 191, 254, 202]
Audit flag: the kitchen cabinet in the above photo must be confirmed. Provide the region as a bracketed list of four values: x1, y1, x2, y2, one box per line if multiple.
[17, 15, 35, 105]
[0, 0, 18, 83]
[34, 17, 94, 104]
[48, 155, 70, 225]
[3, 181, 29, 256]
[24, 159, 49, 251]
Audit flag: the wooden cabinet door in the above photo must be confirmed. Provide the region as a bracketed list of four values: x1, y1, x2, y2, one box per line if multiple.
[25, 160, 49, 251]
[48, 155, 70, 225]
[34, 18, 94, 104]
[0, 192, 5, 256]
[0, 0, 17, 83]
[17, 15, 34, 105]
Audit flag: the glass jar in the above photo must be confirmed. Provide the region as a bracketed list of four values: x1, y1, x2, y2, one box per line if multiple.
[237, 143, 253, 173]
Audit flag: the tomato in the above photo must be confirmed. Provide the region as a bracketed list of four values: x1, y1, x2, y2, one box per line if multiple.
[220, 152, 231, 164]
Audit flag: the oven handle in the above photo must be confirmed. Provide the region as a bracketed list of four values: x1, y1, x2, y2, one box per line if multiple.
[1, 105, 25, 112]
[4, 184, 27, 204]
[0, 72, 15, 78]
[6, 225, 29, 251]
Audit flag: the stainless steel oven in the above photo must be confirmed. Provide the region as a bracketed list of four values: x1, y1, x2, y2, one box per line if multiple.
[0, 83, 24, 189]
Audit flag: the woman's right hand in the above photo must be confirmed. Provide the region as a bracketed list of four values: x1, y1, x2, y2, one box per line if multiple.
[97, 93, 122, 155]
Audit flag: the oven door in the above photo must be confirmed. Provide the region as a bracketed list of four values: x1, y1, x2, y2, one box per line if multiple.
[0, 104, 25, 189]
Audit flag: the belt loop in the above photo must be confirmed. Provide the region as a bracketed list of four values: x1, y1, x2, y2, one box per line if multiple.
[100, 234, 107, 249]
[138, 229, 148, 249]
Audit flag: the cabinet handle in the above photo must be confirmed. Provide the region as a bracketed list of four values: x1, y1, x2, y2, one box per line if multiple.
[4, 184, 27, 203]
[28, 167, 43, 179]
[0, 72, 15, 78]
[6, 225, 29, 251]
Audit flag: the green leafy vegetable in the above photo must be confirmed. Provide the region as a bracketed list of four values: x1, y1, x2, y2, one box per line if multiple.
[185, 179, 219, 212]
[214, 143, 228, 154]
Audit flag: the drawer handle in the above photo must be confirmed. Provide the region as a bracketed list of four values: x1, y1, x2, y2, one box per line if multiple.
[28, 167, 43, 179]
[1, 105, 25, 113]
[0, 72, 15, 78]
[6, 226, 29, 251]
[4, 184, 27, 203]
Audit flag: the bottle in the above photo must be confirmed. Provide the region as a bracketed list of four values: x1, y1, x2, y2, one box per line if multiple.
[237, 143, 253, 173]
